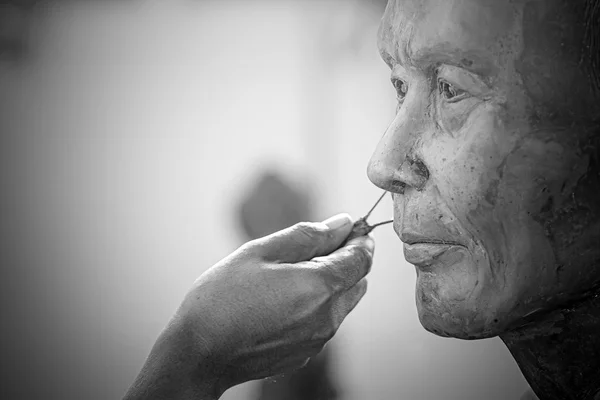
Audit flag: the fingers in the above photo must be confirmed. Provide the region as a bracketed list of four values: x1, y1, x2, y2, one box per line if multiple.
[253, 213, 354, 263]
[311, 235, 375, 293]
[331, 278, 368, 329]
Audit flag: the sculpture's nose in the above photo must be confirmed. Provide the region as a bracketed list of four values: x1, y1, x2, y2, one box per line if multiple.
[368, 152, 429, 193]
[367, 97, 430, 194]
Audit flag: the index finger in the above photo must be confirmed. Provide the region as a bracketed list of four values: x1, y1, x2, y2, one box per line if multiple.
[251, 215, 354, 264]
[310, 235, 375, 293]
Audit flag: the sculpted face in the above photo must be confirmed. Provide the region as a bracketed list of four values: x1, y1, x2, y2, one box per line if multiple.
[368, 0, 600, 339]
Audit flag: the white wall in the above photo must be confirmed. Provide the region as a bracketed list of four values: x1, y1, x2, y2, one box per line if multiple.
[0, 1, 529, 399]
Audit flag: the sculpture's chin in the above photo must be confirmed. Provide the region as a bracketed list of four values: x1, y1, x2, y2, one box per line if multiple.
[416, 308, 500, 340]
[414, 278, 506, 340]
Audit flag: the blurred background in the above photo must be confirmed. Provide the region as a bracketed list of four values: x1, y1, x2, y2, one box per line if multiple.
[0, 1, 530, 399]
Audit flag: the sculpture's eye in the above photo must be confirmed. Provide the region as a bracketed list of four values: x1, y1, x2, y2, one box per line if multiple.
[438, 79, 467, 102]
[392, 78, 408, 102]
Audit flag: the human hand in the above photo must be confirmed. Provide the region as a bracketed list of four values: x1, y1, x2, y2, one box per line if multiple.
[177, 213, 374, 395]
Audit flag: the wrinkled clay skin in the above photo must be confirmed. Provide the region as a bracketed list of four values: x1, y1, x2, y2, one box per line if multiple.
[368, 0, 599, 398]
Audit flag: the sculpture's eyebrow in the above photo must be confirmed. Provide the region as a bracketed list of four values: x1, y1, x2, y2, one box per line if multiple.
[379, 47, 396, 68]
[410, 45, 496, 77]
[379, 42, 496, 78]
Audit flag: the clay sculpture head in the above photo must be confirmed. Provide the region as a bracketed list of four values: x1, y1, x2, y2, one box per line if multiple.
[367, 0, 600, 340]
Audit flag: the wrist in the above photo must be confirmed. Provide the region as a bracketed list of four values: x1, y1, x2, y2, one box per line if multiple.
[124, 314, 228, 400]
[173, 312, 231, 398]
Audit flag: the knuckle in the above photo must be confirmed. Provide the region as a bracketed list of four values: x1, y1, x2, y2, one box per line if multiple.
[360, 278, 369, 293]
[313, 326, 336, 343]
[325, 326, 336, 341]
[294, 221, 313, 232]
[297, 269, 334, 302]
[319, 263, 352, 298]
[323, 325, 337, 342]
[310, 281, 333, 301]
[316, 263, 344, 293]
[353, 284, 368, 305]
[295, 221, 319, 235]
[349, 244, 373, 270]
[237, 240, 262, 258]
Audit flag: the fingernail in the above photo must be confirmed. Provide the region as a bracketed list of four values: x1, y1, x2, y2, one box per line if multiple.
[321, 213, 352, 230]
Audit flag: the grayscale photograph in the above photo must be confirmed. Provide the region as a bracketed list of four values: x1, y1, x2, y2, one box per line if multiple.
[0, 1, 598, 399]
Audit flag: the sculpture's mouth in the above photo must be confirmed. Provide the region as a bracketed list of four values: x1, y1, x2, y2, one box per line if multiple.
[400, 232, 465, 268]
[403, 243, 463, 267]
[399, 231, 462, 247]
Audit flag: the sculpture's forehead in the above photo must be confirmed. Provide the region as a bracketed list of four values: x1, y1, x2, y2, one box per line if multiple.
[378, 0, 521, 72]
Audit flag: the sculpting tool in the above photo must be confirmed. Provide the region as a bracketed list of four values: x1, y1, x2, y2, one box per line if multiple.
[343, 190, 393, 244]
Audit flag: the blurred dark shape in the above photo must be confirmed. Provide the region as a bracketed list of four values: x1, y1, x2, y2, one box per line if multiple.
[237, 169, 314, 240]
[0, 1, 38, 63]
[256, 348, 339, 400]
[353, 0, 387, 11]
[370, 0, 387, 9]
[236, 168, 340, 400]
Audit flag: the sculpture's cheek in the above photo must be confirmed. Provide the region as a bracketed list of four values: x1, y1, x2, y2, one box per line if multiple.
[423, 133, 584, 337]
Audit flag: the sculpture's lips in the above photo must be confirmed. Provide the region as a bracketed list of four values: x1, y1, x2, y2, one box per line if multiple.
[403, 243, 460, 266]
[400, 232, 462, 246]
[400, 232, 464, 267]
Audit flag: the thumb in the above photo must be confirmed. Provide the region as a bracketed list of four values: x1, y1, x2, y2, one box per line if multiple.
[254, 213, 354, 263]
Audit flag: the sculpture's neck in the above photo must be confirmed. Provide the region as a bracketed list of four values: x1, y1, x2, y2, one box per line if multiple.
[500, 290, 600, 400]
